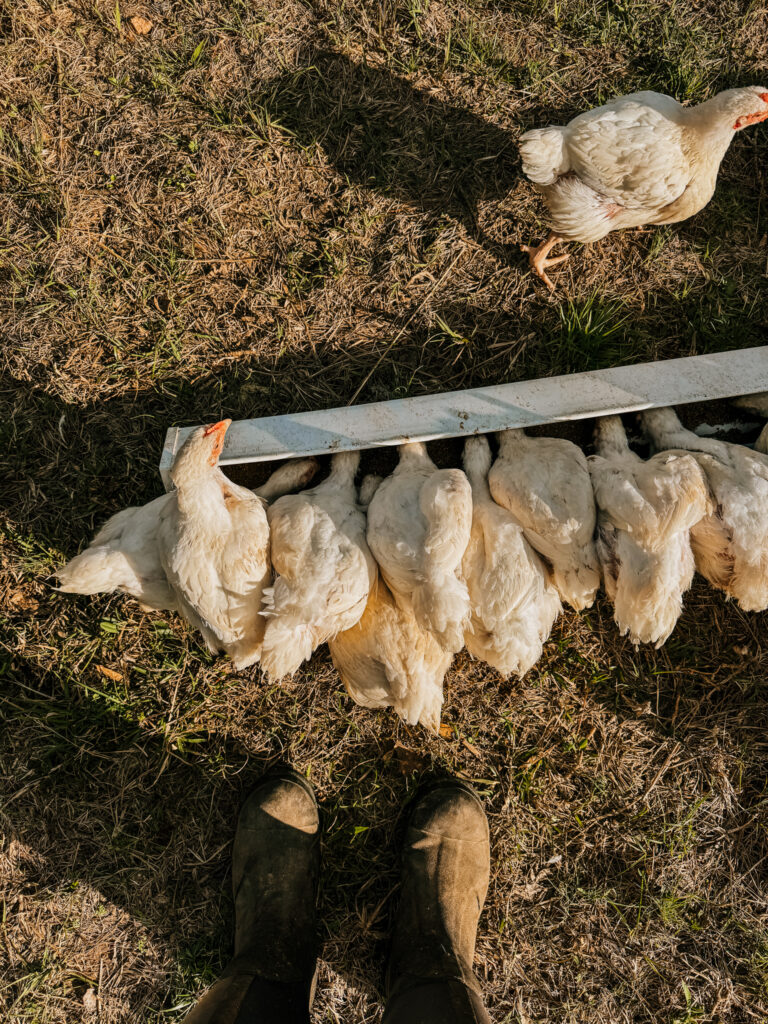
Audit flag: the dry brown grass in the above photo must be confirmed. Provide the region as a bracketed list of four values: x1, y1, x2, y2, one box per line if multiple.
[2, 0, 768, 1021]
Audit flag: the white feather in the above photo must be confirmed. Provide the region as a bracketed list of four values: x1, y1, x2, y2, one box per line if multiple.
[461, 436, 561, 676]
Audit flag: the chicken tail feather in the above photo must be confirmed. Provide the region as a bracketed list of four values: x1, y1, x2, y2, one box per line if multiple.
[731, 552, 768, 612]
[554, 563, 601, 611]
[260, 620, 316, 681]
[57, 549, 127, 595]
[411, 573, 469, 654]
[519, 126, 569, 185]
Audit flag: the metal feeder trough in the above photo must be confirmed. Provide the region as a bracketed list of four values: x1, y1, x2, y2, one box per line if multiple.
[160, 346, 768, 489]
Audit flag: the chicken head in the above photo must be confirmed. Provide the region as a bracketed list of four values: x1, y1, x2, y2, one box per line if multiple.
[171, 419, 232, 489]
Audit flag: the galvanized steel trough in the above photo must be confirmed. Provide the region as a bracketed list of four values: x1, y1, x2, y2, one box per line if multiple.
[160, 346, 768, 489]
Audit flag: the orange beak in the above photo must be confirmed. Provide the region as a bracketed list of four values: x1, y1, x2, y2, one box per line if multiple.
[204, 419, 231, 464]
[735, 95, 768, 130]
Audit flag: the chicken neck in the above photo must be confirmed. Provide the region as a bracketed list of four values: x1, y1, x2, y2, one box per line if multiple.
[639, 408, 720, 455]
[594, 416, 635, 459]
[175, 469, 232, 531]
[396, 441, 435, 472]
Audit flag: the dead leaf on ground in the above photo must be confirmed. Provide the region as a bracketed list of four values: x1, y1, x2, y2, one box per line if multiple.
[130, 15, 153, 34]
[438, 722, 453, 739]
[96, 664, 124, 682]
[8, 590, 40, 614]
[392, 741, 429, 775]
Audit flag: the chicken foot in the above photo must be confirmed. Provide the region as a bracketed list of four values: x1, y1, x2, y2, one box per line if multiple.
[520, 232, 568, 292]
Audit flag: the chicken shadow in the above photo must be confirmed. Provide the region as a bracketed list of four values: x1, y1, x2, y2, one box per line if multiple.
[256, 48, 523, 260]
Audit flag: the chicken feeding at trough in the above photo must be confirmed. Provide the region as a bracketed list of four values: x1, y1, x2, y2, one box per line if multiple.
[260, 451, 377, 681]
[588, 416, 711, 646]
[57, 430, 317, 627]
[156, 420, 294, 670]
[519, 87, 768, 289]
[366, 442, 473, 654]
[640, 407, 768, 612]
[329, 475, 452, 732]
[460, 436, 561, 676]
[488, 429, 601, 611]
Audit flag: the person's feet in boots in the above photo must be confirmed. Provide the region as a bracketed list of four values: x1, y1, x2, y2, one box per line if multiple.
[183, 768, 320, 1024]
[383, 779, 491, 1024]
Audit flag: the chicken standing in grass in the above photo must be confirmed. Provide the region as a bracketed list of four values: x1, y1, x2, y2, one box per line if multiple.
[489, 429, 600, 611]
[588, 416, 711, 646]
[366, 442, 472, 653]
[329, 476, 452, 732]
[519, 86, 768, 289]
[260, 451, 376, 681]
[640, 407, 768, 612]
[57, 441, 316, 619]
[461, 436, 561, 676]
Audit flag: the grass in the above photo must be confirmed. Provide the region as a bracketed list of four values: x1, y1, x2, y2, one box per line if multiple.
[2, 0, 768, 1020]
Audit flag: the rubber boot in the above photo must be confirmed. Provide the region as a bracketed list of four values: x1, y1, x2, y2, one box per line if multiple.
[183, 769, 320, 1024]
[383, 780, 491, 1024]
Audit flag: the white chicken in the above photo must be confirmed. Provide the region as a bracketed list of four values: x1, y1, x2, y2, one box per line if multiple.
[588, 416, 711, 646]
[519, 86, 768, 289]
[461, 436, 561, 676]
[260, 451, 376, 681]
[488, 429, 600, 611]
[57, 446, 317, 615]
[640, 407, 768, 612]
[329, 476, 452, 732]
[366, 442, 472, 653]
[157, 421, 313, 670]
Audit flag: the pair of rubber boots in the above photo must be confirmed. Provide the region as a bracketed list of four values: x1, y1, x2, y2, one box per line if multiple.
[184, 771, 491, 1024]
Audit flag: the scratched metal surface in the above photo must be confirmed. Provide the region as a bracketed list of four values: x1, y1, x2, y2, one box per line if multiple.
[159, 347, 768, 489]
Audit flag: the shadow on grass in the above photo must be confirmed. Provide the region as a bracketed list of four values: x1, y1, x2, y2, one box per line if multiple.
[0, 652, 246, 1010]
[257, 47, 523, 260]
[0, 646, 411, 1017]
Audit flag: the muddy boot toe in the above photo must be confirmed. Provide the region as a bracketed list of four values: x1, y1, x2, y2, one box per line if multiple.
[386, 779, 490, 1002]
[183, 768, 319, 1024]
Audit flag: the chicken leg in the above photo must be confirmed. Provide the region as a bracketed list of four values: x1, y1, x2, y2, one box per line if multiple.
[520, 232, 568, 292]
